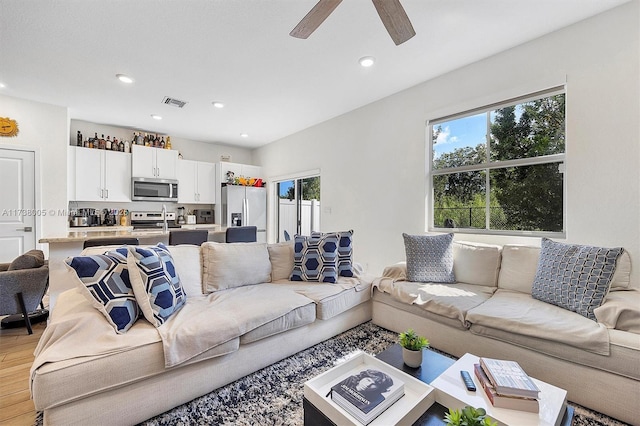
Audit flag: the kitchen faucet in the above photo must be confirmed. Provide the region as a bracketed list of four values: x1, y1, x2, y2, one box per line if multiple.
[162, 204, 168, 233]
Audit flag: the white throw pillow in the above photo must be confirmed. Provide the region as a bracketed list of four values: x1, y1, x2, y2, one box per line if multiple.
[167, 244, 204, 296]
[202, 242, 271, 292]
[497, 245, 541, 293]
[268, 241, 294, 282]
[452, 241, 501, 287]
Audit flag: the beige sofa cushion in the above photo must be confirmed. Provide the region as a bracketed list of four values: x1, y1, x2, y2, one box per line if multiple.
[268, 241, 294, 281]
[498, 244, 632, 293]
[594, 290, 640, 333]
[610, 250, 632, 290]
[497, 245, 540, 293]
[202, 242, 271, 292]
[268, 279, 371, 320]
[453, 241, 502, 287]
[240, 302, 316, 344]
[167, 245, 203, 296]
[373, 278, 495, 327]
[466, 289, 611, 355]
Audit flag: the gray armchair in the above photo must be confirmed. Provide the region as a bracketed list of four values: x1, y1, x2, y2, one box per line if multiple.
[0, 250, 49, 334]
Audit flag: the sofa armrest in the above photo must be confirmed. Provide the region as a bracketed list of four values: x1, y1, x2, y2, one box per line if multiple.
[594, 290, 640, 334]
[381, 261, 407, 281]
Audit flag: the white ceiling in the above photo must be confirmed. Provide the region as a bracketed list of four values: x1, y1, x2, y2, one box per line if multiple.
[0, 0, 629, 148]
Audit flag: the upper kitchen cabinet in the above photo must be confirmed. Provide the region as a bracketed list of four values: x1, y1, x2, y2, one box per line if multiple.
[218, 161, 262, 185]
[69, 146, 131, 202]
[131, 145, 178, 179]
[177, 159, 216, 204]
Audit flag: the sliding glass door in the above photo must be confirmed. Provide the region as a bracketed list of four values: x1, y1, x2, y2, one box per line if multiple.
[276, 176, 320, 242]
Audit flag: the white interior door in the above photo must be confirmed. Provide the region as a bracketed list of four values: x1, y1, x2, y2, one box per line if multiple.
[0, 148, 36, 262]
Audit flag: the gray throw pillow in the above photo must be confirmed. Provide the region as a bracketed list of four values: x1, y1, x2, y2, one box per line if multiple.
[403, 233, 455, 283]
[531, 238, 623, 321]
[8, 249, 45, 270]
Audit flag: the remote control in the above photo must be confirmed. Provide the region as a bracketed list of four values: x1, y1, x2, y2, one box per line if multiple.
[460, 370, 476, 391]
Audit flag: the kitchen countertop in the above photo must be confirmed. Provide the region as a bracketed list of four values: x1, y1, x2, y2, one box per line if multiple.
[39, 225, 224, 243]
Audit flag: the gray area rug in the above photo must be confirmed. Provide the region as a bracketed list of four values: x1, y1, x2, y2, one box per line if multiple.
[132, 322, 628, 426]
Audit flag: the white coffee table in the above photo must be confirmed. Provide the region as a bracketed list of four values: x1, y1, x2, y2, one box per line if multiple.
[430, 353, 567, 426]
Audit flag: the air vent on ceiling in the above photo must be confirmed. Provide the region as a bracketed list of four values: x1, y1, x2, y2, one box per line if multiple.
[162, 96, 188, 108]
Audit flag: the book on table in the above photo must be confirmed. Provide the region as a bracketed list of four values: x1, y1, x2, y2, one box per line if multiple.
[474, 364, 539, 413]
[329, 368, 405, 425]
[479, 357, 540, 399]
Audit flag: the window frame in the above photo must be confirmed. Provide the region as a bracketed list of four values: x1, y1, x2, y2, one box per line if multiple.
[427, 86, 566, 238]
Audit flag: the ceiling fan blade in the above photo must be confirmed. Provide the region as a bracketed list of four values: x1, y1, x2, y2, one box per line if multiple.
[371, 0, 416, 45]
[290, 0, 343, 39]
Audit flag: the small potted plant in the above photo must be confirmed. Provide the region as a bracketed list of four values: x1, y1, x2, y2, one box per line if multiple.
[444, 406, 497, 426]
[398, 329, 429, 368]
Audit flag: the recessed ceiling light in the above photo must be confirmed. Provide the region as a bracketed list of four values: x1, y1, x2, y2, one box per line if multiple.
[116, 74, 134, 84]
[0, 83, 6, 88]
[212, 101, 225, 109]
[359, 56, 376, 67]
[240, 133, 249, 138]
[151, 114, 162, 120]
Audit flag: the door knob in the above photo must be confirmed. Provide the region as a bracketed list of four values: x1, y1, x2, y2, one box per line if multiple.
[16, 227, 33, 232]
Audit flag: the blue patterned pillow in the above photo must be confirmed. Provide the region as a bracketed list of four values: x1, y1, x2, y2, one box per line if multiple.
[531, 238, 623, 320]
[65, 248, 140, 333]
[290, 234, 339, 283]
[403, 233, 455, 283]
[127, 243, 186, 327]
[311, 230, 354, 277]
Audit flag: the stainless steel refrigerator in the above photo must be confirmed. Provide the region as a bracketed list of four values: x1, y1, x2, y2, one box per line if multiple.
[221, 185, 267, 243]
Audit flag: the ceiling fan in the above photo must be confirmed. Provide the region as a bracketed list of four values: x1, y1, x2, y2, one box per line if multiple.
[290, 0, 416, 46]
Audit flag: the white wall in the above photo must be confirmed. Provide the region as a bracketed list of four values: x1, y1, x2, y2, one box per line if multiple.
[0, 95, 69, 255]
[254, 2, 640, 285]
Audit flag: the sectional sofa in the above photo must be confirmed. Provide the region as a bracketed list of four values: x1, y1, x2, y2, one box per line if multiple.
[30, 236, 640, 425]
[30, 240, 372, 425]
[372, 238, 640, 424]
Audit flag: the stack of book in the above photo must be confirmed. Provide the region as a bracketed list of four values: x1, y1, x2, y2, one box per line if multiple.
[330, 368, 405, 425]
[474, 357, 540, 413]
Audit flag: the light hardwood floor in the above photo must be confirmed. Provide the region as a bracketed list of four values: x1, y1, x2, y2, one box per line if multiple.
[0, 321, 45, 426]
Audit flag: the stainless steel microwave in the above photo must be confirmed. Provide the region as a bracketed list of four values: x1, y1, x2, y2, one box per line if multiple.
[131, 177, 178, 202]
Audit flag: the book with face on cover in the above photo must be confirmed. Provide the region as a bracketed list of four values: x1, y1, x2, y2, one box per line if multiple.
[479, 357, 540, 399]
[329, 368, 404, 424]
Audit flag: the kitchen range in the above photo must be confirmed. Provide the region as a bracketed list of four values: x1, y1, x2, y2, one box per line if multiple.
[130, 211, 181, 230]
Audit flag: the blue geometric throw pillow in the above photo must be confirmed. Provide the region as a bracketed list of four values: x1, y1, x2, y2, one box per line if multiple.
[311, 230, 355, 277]
[531, 238, 623, 321]
[127, 243, 186, 327]
[290, 234, 339, 283]
[65, 249, 140, 333]
[403, 233, 455, 283]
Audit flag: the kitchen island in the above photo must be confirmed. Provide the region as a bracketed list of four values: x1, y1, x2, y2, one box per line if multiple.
[40, 225, 225, 310]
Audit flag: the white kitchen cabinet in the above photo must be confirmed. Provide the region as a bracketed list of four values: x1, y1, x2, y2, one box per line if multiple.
[178, 160, 216, 204]
[71, 147, 131, 202]
[131, 145, 178, 179]
[196, 161, 217, 203]
[218, 161, 262, 185]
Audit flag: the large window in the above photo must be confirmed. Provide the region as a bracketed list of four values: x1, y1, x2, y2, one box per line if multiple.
[429, 88, 565, 235]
